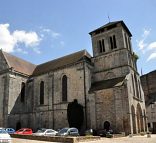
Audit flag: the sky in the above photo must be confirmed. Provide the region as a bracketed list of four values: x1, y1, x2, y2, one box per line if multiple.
[0, 0, 156, 75]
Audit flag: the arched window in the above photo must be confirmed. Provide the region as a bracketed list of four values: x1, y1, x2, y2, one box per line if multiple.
[62, 75, 67, 102]
[134, 74, 139, 99]
[40, 81, 44, 104]
[97, 39, 105, 53]
[21, 82, 25, 102]
[110, 35, 117, 49]
[131, 74, 135, 97]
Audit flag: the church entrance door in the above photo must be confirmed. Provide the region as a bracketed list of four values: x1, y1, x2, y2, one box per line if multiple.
[67, 99, 84, 131]
[104, 121, 110, 131]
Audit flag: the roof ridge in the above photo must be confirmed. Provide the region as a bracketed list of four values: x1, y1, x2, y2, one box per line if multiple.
[33, 49, 92, 76]
[2, 51, 36, 75]
[37, 49, 91, 67]
[2, 51, 36, 66]
[89, 20, 132, 37]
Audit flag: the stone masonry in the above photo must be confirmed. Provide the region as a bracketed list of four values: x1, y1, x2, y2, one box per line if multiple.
[141, 70, 156, 133]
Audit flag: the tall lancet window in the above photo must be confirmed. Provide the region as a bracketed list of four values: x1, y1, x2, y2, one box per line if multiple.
[21, 82, 25, 103]
[40, 81, 44, 104]
[62, 75, 67, 102]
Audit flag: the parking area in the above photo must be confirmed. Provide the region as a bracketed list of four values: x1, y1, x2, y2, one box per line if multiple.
[12, 134, 156, 143]
[12, 138, 62, 143]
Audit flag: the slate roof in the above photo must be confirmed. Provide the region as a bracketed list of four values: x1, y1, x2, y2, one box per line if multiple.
[1, 50, 92, 76]
[90, 76, 125, 92]
[89, 20, 132, 37]
[33, 50, 92, 76]
[2, 51, 36, 76]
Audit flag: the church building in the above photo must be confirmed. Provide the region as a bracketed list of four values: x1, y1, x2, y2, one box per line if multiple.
[0, 20, 147, 135]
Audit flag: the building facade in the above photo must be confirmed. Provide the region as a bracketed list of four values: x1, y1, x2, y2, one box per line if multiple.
[0, 21, 147, 135]
[141, 70, 156, 133]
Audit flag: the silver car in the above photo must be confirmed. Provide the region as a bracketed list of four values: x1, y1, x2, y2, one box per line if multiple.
[56, 127, 79, 136]
[33, 128, 58, 136]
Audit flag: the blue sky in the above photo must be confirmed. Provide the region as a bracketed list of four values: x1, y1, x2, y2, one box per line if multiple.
[0, 0, 156, 74]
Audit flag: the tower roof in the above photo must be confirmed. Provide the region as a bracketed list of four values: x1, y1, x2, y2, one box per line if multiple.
[89, 20, 132, 37]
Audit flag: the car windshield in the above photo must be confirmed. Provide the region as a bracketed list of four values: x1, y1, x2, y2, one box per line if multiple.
[0, 129, 7, 134]
[59, 128, 69, 134]
[36, 129, 46, 133]
[18, 129, 24, 132]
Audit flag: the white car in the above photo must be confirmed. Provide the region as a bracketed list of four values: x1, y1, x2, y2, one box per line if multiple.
[0, 128, 12, 143]
[33, 128, 58, 136]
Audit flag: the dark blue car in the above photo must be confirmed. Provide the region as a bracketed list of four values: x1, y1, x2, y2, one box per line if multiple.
[5, 128, 15, 134]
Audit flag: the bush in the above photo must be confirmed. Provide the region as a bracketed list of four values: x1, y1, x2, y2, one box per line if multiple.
[140, 132, 145, 136]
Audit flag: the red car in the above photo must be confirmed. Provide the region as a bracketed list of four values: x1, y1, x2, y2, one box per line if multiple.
[15, 128, 33, 135]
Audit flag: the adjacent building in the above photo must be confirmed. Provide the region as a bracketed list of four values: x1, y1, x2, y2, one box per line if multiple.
[141, 70, 156, 133]
[0, 20, 147, 135]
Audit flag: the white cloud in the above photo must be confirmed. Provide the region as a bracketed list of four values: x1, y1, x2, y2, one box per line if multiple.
[142, 28, 151, 38]
[137, 39, 147, 51]
[147, 42, 156, 50]
[0, 24, 15, 52]
[32, 47, 41, 54]
[42, 28, 51, 33]
[15, 47, 28, 54]
[147, 52, 156, 61]
[137, 28, 151, 51]
[41, 28, 61, 39]
[137, 28, 156, 62]
[0, 23, 41, 53]
[13, 30, 40, 47]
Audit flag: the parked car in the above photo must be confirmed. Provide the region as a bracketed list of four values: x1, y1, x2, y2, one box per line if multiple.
[84, 129, 93, 136]
[0, 128, 12, 143]
[33, 128, 58, 136]
[97, 129, 113, 137]
[5, 128, 15, 134]
[15, 128, 33, 135]
[56, 127, 79, 136]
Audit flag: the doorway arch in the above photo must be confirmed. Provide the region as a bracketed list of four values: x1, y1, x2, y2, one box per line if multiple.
[137, 103, 144, 132]
[131, 105, 136, 133]
[103, 121, 110, 131]
[67, 99, 84, 131]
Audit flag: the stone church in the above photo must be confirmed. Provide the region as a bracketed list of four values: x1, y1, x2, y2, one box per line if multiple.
[0, 20, 147, 135]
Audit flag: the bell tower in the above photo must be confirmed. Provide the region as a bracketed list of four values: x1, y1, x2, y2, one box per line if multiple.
[89, 21, 136, 82]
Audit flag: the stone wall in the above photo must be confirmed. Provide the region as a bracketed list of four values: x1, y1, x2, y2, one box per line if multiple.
[91, 85, 131, 134]
[91, 26, 125, 57]
[92, 49, 130, 82]
[32, 62, 87, 130]
[141, 70, 156, 133]
[0, 51, 9, 71]
[141, 70, 156, 102]
[0, 74, 8, 126]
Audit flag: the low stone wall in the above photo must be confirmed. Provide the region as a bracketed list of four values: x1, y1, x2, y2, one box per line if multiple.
[11, 134, 101, 143]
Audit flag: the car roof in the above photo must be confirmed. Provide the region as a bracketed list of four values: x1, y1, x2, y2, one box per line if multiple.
[18, 128, 31, 130]
[69, 127, 78, 129]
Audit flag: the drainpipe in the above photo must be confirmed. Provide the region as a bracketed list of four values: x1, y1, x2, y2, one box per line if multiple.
[83, 58, 88, 129]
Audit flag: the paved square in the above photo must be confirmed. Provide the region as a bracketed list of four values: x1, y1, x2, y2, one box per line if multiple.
[12, 135, 156, 143]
